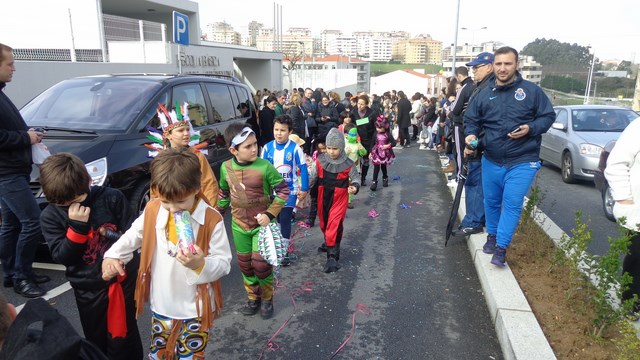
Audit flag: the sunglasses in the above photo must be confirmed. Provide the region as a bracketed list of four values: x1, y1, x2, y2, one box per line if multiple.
[472, 64, 488, 71]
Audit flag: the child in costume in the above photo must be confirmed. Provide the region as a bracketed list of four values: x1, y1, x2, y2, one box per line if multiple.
[304, 135, 326, 228]
[369, 115, 396, 191]
[343, 124, 367, 209]
[216, 123, 290, 319]
[337, 111, 353, 134]
[146, 102, 219, 204]
[313, 128, 360, 273]
[102, 149, 232, 359]
[261, 115, 309, 266]
[39, 153, 143, 360]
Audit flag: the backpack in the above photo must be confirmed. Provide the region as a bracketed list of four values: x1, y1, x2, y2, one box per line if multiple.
[0, 298, 108, 360]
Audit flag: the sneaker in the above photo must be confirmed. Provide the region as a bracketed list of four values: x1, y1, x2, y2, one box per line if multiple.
[370, 181, 377, 191]
[483, 234, 497, 254]
[240, 300, 261, 316]
[404, 144, 411, 148]
[318, 243, 327, 253]
[393, 145, 404, 150]
[491, 246, 507, 267]
[382, 177, 388, 187]
[447, 179, 458, 188]
[452, 226, 484, 237]
[281, 253, 292, 267]
[261, 300, 274, 319]
[323, 257, 339, 273]
[443, 163, 454, 173]
[419, 145, 427, 150]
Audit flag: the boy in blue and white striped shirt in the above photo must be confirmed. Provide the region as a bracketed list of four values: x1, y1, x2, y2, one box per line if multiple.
[261, 114, 309, 266]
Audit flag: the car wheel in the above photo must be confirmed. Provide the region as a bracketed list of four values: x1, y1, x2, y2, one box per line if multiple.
[602, 185, 616, 222]
[561, 152, 576, 184]
[129, 179, 150, 216]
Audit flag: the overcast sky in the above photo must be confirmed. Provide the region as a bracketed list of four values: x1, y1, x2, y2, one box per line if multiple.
[195, 0, 640, 62]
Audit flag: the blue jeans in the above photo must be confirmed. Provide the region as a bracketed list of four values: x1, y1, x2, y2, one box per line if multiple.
[0, 175, 43, 281]
[481, 157, 540, 248]
[461, 160, 484, 228]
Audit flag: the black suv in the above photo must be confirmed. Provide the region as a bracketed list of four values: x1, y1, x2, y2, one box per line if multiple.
[22, 74, 255, 214]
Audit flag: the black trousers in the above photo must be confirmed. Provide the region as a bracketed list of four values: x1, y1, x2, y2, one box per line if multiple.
[453, 124, 465, 179]
[308, 184, 319, 222]
[622, 232, 640, 310]
[372, 164, 388, 182]
[74, 255, 143, 360]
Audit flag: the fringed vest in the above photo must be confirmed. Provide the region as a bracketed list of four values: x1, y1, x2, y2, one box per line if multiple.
[134, 196, 223, 357]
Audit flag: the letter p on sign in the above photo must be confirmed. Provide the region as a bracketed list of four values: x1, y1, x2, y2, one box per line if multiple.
[173, 11, 189, 46]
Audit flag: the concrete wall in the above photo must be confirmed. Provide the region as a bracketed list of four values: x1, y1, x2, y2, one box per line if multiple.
[6, 43, 282, 108]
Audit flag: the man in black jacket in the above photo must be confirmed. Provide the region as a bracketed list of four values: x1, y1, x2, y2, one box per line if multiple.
[0, 43, 50, 298]
[449, 67, 476, 184]
[452, 52, 494, 237]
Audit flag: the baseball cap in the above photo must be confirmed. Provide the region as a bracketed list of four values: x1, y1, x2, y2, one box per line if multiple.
[466, 52, 494, 67]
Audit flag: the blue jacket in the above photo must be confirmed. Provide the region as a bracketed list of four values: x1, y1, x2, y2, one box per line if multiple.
[463, 72, 555, 167]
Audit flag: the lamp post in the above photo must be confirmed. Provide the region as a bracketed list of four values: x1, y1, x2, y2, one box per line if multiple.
[451, 0, 461, 73]
[298, 41, 305, 88]
[460, 26, 487, 46]
[584, 47, 596, 104]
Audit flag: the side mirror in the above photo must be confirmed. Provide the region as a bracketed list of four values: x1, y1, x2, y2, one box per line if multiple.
[551, 122, 566, 131]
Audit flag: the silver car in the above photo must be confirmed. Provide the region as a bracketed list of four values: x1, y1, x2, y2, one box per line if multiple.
[540, 105, 639, 183]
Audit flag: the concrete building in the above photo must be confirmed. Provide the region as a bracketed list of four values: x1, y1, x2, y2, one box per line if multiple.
[2, 0, 283, 107]
[393, 35, 443, 64]
[370, 69, 447, 98]
[283, 55, 369, 95]
[203, 22, 241, 45]
[519, 56, 543, 85]
[320, 30, 342, 54]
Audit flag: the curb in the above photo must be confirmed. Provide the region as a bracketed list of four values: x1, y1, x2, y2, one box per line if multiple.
[444, 163, 556, 360]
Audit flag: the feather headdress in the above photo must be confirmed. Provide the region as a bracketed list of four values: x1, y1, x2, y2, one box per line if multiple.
[144, 102, 208, 158]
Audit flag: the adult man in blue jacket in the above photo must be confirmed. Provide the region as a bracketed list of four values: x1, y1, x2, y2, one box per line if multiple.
[464, 47, 555, 267]
[0, 43, 50, 297]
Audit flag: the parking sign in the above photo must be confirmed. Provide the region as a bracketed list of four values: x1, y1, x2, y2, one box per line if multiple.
[173, 11, 189, 46]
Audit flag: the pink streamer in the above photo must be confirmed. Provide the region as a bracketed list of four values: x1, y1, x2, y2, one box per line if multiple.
[258, 282, 314, 359]
[329, 304, 371, 359]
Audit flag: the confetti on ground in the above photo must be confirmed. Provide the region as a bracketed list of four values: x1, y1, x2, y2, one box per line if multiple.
[400, 203, 411, 209]
[368, 209, 379, 218]
[414, 201, 423, 205]
[392, 176, 401, 181]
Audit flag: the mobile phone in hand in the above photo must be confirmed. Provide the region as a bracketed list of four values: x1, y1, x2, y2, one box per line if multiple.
[510, 127, 522, 135]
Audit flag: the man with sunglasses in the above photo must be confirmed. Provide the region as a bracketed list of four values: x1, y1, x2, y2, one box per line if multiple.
[451, 52, 494, 238]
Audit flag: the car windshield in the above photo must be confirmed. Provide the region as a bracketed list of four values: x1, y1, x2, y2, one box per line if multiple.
[21, 77, 162, 131]
[571, 109, 638, 132]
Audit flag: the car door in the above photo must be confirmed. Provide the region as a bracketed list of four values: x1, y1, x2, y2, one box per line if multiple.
[541, 108, 567, 167]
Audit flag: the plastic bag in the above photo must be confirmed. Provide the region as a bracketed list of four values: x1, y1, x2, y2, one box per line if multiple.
[32, 142, 51, 165]
[391, 125, 399, 141]
[296, 194, 310, 210]
[258, 222, 288, 267]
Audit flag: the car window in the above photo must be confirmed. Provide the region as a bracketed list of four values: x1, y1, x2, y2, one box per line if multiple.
[233, 85, 252, 119]
[572, 109, 636, 132]
[22, 78, 161, 131]
[138, 90, 170, 132]
[204, 83, 235, 123]
[172, 84, 209, 127]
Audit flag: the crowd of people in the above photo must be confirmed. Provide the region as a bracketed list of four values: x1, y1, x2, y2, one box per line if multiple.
[4, 41, 640, 358]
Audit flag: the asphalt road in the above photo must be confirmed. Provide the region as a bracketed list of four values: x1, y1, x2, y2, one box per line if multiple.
[2, 147, 502, 359]
[531, 162, 622, 256]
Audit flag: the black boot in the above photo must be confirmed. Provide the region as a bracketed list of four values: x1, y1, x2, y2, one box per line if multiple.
[383, 177, 389, 187]
[324, 247, 339, 273]
[361, 165, 369, 186]
[370, 181, 377, 191]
